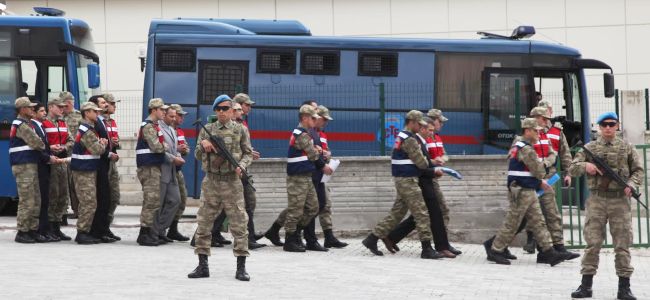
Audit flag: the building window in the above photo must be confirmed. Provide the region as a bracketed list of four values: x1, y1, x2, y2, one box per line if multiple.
[198, 60, 248, 105]
[156, 48, 196, 72]
[358, 52, 398, 77]
[257, 49, 296, 74]
[301, 51, 340, 75]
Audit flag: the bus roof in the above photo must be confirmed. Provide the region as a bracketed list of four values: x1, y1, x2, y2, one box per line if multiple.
[0, 15, 89, 29]
[149, 18, 580, 56]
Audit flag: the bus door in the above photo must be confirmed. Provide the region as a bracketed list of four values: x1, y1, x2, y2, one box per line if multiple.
[481, 68, 533, 154]
[533, 70, 582, 146]
[193, 59, 249, 197]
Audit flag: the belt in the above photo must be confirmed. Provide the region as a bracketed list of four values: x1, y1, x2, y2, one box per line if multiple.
[208, 172, 238, 181]
[590, 190, 626, 198]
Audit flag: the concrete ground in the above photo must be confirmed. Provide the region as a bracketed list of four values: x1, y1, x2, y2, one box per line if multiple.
[1, 206, 649, 300]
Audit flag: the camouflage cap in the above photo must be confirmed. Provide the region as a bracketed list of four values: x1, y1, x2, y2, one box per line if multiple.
[232, 102, 243, 111]
[529, 106, 551, 118]
[80, 101, 104, 112]
[48, 97, 67, 107]
[15, 97, 37, 108]
[148, 98, 167, 109]
[299, 104, 320, 118]
[233, 93, 255, 105]
[427, 108, 448, 122]
[317, 105, 333, 120]
[169, 104, 188, 115]
[537, 99, 552, 108]
[59, 91, 74, 102]
[406, 110, 427, 126]
[103, 93, 120, 103]
[521, 118, 543, 130]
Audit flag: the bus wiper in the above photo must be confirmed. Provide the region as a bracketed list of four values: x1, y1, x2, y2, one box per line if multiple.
[57, 41, 99, 63]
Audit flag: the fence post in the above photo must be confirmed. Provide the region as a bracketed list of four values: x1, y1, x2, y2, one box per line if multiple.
[379, 83, 386, 156]
[615, 89, 620, 117]
[645, 88, 649, 131]
[514, 79, 521, 132]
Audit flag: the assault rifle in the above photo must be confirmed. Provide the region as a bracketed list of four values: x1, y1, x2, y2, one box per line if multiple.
[575, 142, 646, 210]
[193, 119, 255, 191]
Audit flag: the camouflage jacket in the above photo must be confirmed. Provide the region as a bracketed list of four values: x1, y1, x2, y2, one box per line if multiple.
[195, 119, 253, 175]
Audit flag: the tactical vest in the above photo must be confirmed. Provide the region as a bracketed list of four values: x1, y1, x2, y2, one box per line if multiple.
[70, 124, 101, 171]
[287, 127, 316, 175]
[546, 126, 562, 151]
[9, 119, 41, 165]
[391, 130, 420, 177]
[507, 141, 541, 189]
[318, 130, 329, 151]
[533, 132, 551, 158]
[426, 133, 445, 159]
[176, 127, 186, 172]
[136, 120, 165, 167]
[42, 117, 69, 146]
[106, 117, 119, 153]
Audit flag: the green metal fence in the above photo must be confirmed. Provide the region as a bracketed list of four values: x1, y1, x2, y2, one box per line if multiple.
[558, 145, 650, 249]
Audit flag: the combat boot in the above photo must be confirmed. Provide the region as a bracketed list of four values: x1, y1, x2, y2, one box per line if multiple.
[248, 239, 266, 250]
[75, 231, 100, 245]
[30, 230, 51, 243]
[14, 231, 36, 243]
[136, 227, 159, 246]
[187, 254, 209, 278]
[503, 247, 517, 260]
[553, 244, 580, 260]
[381, 237, 399, 253]
[158, 235, 173, 244]
[52, 222, 72, 241]
[523, 230, 536, 254]
[537, 248, 566, 266]
[306, 240, 328, 252]
[420, 241, 443, 259]
[448, 245, 462, 255]
[571, 274, 593, 298]
[283, 231, 305, 252]
[263, 222, 284, 246]
[43, 229, 61, 242]
[106, 229, 121, 241]
[483, 236, 510, 265]
[213, 231, 232, 245]
[323, 229, 348, 248]
[167, 220, 189, 241]
[617, 277, 636, 300]
[362, 233, 384, 256]
[296, 227, 306, 249]
[235, 256, 250, 281]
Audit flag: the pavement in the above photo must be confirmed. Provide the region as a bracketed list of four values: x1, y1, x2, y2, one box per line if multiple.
[1, 206, 650, 300]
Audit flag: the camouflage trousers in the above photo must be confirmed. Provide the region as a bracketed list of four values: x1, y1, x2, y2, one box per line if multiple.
[373, 177, 433, 241]
[68, 165, 79, 215]
[137, 165, 161, 228]
[174, 170, 187, 221]
[432, 179, 449, 229]
[72, 170, 97, 232]
[283, 174, 318, 234]
[47, 163, 69, 223]
[318, 184, 333, 231]
[108, 160, 120, 224]
[243, 179, 256, 212]
[194, 173, 249, 257]
[525, 188, 564, 245]
[13, 164, 40, 232]
[581, 193, 634, 277]
[492, 184, 553, 252]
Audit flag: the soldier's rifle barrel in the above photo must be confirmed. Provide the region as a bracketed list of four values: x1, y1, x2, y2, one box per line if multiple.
[576, 142, 647, 210]
[193, 119, 255, 191]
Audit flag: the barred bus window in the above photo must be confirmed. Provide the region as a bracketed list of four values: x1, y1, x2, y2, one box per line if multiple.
[301, 51, 340, 75]
[358, 52, 398, 77]
[257, 49, 296, 74]
[156, 48, 196, 72]
[198, 60, 248, 105]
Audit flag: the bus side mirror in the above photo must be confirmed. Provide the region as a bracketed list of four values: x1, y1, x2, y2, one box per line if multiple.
[87, 63, 100, 89]
[604, 73, 615, 98]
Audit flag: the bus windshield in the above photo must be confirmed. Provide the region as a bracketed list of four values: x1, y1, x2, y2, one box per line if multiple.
[71, 24, 97, 103]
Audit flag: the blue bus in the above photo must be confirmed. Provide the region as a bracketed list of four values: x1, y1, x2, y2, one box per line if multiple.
[142, 18, 614, 198]
[0, 7, 101, 207]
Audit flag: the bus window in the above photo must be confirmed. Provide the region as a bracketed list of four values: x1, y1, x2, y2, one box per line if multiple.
[20, 60, 36, 98]
[47, 65, 66, 101]
[0, 31, 11, 57]
[0, 60, 18, 139]
[570, 73, 581, 122]
[535, 76, 566, 116]
[71, 25, 98, 102]
[198, 60, 249, 104]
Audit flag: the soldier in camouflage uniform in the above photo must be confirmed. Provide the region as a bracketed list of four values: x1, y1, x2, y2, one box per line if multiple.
[70, 102, 107, 244]
[103, 93, 122, 241]
[135, 98, 168, 246]
[10, 97, 60, 243]
[569, 112, 643, 300]
[483, 118, 571, 266]
[187, 95, 253, 281]
[61, 91, 82, 218]
[362, 110, 440, 259]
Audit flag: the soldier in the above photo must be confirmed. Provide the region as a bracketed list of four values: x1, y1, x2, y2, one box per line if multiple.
[136, 98, 168, 246]
[167, 104, 191, 242]
[61, 91, 82, 218]
[70, 102, 108, 244]
[483, 118, 571, 266]
[187, 95, 253, 281]
[32, 103, 58, 242]
[154, 105, 184, 243]
[569, 112, 643, 300]
[10, 98, 61, 243]
[42, 97, 74, 241]
[303, 105, 348, 250]
[361, 110, 440, 259]
[103, 93, 122, 241]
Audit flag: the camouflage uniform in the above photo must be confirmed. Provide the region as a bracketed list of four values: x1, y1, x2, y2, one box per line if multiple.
[105, 115, 121, 224]
[47, 115, 74, 223]
[64, 109, 82, 215]
[193, 119, 253, 257]
[174, 171, 188, 221]
[12, 120, 47, 233]
[491, 137, 555, 253]
[137, 118, 166, 228]
[372, 128, 433, 242]
[568, 136, 643, 278]
[73, 121, 107, 232]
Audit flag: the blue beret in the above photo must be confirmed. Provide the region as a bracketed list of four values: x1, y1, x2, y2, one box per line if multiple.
[212, 94, 232, 111]
[596, 112, 618, 124]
